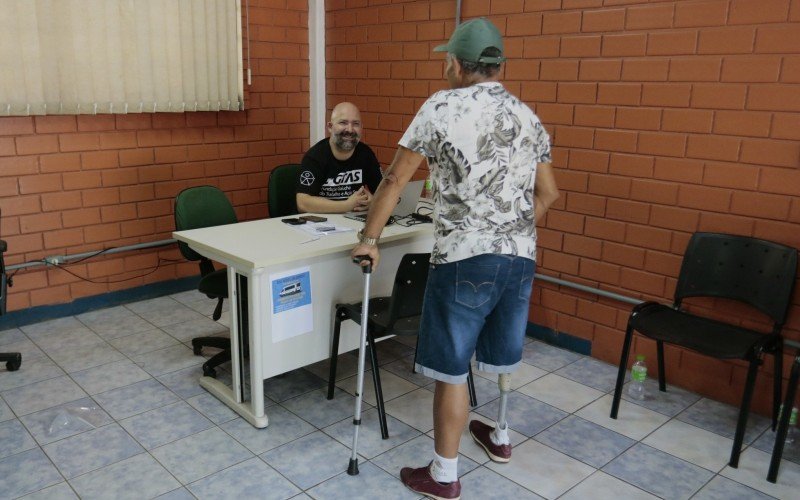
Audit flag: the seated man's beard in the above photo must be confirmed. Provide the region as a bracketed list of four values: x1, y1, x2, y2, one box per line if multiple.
[334, 132, 359, 151]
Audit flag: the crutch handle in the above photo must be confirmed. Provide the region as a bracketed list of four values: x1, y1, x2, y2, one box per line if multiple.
[352, 255, 373, 274]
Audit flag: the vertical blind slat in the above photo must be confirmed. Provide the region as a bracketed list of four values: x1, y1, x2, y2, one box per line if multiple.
[179, 0, 196, 110]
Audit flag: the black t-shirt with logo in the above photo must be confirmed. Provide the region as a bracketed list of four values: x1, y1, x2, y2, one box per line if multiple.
[296, 139, 382, 200]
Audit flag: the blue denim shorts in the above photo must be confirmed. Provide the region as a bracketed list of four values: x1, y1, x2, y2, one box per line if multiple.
[415, 254, 536, 384]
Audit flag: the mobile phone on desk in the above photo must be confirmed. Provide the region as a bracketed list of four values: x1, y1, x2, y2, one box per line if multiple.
[282, 218, 306, 225]
[300, 215, 327, 223]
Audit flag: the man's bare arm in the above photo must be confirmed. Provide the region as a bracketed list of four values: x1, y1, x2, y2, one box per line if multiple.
[351, 146, 425, 268]
[533, 162, 559, 224]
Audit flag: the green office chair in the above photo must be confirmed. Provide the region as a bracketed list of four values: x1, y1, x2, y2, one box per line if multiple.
[268, 163, 301, 217]
[175, 185, 245, 378]
[0, 238, 21, 372]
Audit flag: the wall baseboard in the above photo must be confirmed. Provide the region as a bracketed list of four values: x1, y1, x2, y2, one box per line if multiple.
[525, 322, 592, 356]
[1, 277, 594, 359]
[0, 276, 200, 330]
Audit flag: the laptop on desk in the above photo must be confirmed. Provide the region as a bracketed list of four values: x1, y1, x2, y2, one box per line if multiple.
[344, 180, 425, 223]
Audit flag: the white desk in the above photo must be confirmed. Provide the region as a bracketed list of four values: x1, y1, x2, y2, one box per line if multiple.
[173, 214, 433, 427]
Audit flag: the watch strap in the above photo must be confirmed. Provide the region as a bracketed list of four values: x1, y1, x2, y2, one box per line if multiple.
[357, 229, 379, 246]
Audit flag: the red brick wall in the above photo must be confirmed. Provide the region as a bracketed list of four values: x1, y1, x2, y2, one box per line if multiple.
[326, 0, 800, 413]
[0, 0, 309, 311]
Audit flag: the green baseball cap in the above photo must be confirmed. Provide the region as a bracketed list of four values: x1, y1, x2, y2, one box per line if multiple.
[433, 17, 505, 64]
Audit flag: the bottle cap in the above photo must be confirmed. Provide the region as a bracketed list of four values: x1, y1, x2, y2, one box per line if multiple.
[636, 354, 645, 361]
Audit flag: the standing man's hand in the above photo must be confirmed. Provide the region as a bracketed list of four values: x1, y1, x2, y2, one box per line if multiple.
[351, 243, 380, 270]
[350, 146, 425, 271]
[533, 162, 559, 224]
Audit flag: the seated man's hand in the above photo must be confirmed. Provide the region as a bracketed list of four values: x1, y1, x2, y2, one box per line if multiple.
[348, 187, 371, 212]
[356, 187, 372, 211]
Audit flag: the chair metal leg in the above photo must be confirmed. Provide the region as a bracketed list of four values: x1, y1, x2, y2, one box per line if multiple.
[327, 311, 344, 400]
[202, 349, 232, 378]
[768, 355, 800, 483]
[656, 340, 666, 392]
[730, 356, 761, 468]
[467, 364, 477, 408]
[772, 340, 783, 431]
[412, 334, 420, 374]
[611, 323, 635, 419]
[212, 297, 224, 321]
[367, 332, 389, 439]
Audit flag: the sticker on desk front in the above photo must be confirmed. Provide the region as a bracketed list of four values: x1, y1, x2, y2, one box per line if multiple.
[269, 267, 313, 342]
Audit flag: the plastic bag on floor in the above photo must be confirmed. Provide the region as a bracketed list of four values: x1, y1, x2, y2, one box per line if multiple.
[46, 404, 105, 437]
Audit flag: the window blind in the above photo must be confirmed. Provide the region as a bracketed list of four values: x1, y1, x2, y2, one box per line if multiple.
[0, 0, 243, 115]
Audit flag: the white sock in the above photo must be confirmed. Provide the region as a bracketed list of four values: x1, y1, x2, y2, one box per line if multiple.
[490, 422, 510, 445]
[430, 451, 458, 483]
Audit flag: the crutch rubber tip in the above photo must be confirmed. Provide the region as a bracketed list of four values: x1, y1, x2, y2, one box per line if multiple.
[347, 458, 359, 475]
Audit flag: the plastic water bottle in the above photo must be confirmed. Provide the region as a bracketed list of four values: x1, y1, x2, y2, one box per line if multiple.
[627, 355, 647, 400]
[421, 176, 433, 202]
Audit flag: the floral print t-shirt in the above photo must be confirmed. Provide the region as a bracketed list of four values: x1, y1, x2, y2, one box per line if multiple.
[399, 82, 552, 264]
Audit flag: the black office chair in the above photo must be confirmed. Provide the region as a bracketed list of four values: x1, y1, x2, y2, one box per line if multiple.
[268, 163, 301, 217]
[610, 232, 797, 468]
[0, 238, 21, 372]
[327, 253, 477, 439]
[175, 185, 246, 378]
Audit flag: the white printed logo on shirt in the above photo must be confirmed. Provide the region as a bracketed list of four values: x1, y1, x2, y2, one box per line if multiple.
[322, 169, 362, 187]
[299, 171, 315, 186]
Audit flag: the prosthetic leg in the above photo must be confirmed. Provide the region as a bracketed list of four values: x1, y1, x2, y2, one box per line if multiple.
[496, 373, 511, 430]
[468, 373, 513, 463]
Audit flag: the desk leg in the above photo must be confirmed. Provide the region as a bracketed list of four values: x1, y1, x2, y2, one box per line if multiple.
[248, 270, 266, 422]
[230, 270, 243, 402]
[199, 268, 268, 428]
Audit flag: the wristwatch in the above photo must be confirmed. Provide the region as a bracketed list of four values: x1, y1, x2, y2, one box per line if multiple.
[357, 229, 379, 246]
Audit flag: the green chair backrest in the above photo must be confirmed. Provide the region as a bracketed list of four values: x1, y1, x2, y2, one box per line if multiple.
[268, 164, 301, 217]
[174, 186, 237, 262]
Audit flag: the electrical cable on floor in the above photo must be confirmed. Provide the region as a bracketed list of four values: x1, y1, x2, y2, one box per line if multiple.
[59, 247, 114, 265]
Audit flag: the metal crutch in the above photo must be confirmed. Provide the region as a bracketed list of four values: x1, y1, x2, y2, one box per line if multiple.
[348, 255, 372, 475]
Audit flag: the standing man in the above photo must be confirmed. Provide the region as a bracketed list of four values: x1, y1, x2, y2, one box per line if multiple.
[296, 102, 383, 213]
[351, 18, 559, 499]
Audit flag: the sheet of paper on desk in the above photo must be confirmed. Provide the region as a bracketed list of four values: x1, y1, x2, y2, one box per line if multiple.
[290, 221, 355, 237]
[269, 267, 313, 342]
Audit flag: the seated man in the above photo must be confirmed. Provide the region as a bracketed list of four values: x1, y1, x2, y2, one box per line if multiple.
[296, 102, 383, 213]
